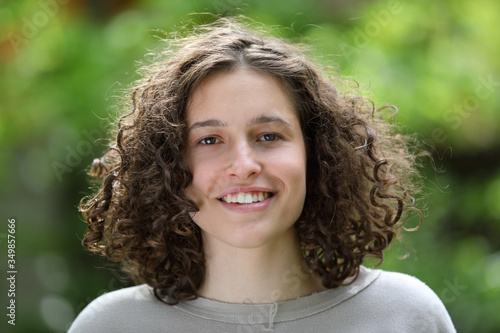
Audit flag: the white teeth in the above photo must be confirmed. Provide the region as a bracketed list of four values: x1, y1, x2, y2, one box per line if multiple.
[244, 193, 253, 203]
[221, 191, 271, 204]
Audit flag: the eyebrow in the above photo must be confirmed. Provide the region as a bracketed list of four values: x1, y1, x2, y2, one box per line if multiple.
[188, 119, 226, 132]
[188, 115, 291, 132]
[250, 115, 291, 127]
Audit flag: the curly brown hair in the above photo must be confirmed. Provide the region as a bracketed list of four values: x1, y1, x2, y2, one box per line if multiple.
[80, 17, 422, 305]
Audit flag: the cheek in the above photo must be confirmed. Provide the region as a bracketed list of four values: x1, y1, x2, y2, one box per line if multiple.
[288, 153, 307, 200]
[184, 185, 199, 206]
[185, 155, 201, 203]
[185, 167, 204, 205]
[267, 150, 307, 196]
[277, 149, 306, 178]
[186, 158, 221, 204]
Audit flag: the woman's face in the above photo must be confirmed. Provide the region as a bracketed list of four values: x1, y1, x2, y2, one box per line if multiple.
[185, 69, 307, 250]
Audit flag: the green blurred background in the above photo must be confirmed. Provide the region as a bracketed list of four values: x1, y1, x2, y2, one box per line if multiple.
[1, 0, 499, 331]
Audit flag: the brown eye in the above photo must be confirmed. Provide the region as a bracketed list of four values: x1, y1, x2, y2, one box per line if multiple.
[258, 133, 281, 142]
[199, 137, 220, 145]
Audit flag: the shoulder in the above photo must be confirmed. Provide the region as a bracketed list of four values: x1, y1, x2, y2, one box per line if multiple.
[370, 269, 436, 295]
[355, 268, 456, 332]
[68, 284, 171, 333]
[370, 269, 446, 308]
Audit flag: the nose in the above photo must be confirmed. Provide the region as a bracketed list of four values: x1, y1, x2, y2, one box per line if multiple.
[226, 141, 262, 179]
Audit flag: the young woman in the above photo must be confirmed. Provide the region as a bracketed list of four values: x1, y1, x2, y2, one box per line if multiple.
[69, 18, 455, 332]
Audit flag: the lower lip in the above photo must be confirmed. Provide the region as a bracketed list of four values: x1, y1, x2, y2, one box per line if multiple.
[219, 196, 273, 213]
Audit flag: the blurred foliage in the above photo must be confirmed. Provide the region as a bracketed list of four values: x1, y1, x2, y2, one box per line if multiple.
[0, 0, 499, 332]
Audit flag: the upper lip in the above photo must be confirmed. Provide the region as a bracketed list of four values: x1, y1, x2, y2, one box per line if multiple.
[217, 186, 276, 199]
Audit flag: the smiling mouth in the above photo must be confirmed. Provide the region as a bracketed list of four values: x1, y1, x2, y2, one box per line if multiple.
[218, 192, 274, 204]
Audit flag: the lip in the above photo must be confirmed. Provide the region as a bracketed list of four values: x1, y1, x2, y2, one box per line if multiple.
[217, 186, 276, 199]
[218, 194, 274, 213]
[216, 186, 276, 213]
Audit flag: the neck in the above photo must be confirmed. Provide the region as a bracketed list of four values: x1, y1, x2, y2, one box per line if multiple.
[198, 233, 326, 303]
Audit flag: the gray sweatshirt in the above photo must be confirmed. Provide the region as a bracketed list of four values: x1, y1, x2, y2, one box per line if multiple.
[68, 266, 455, 332]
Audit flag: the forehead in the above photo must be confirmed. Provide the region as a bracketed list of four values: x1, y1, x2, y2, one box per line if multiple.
[186, 69, 298, 126]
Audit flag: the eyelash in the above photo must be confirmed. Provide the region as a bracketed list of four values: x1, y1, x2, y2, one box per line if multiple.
[199, 137, 220, 145]
[257, 133, 282, 142]
[197, 133, 283, 145]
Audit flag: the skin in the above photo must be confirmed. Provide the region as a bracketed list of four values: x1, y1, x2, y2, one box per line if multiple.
[185, 69, 325, 303]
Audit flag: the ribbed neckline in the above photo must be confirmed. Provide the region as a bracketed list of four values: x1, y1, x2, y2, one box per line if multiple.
[173, 266, 380, 324]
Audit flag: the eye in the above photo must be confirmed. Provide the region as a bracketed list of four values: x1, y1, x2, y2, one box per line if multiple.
[258, 133, 282, 142]
[199, 137, 220, 145]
